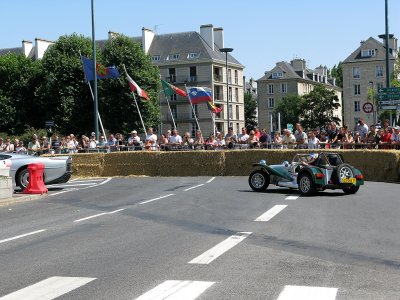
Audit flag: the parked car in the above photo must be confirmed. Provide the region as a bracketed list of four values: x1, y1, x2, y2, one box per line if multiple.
[0, 153, 72, 190]
[248, 152, 364, 196]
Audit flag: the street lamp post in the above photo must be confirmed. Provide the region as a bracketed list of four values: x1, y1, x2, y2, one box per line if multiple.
[219, 48, 234, 132]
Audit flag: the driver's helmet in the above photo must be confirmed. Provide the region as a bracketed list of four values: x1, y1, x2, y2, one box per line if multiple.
[308, 153, 318, 161]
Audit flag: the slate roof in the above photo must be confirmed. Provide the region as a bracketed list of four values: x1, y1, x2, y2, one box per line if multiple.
[343, 37, 396, 64]
[147, 31, 242, 66]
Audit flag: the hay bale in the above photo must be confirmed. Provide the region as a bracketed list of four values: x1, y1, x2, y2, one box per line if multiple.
[158, 151, 225, 176]
[71, 153, 105, 177]
[103, 152, 160, 176]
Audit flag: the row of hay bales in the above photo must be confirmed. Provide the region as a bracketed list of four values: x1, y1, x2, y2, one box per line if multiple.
[71, 150, 400, 182]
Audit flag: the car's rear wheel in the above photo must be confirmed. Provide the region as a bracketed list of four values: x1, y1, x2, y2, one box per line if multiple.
[343, 186, 359, 194]
[248, 170, 270, 192]
[298, 173, 314, 196]
[16, 167, 30, 190]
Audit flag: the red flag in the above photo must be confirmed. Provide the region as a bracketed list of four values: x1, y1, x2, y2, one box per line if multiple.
[126, 71, 149, 100]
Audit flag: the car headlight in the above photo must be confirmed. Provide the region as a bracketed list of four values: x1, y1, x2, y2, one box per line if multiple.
[259, 160, 267, 165]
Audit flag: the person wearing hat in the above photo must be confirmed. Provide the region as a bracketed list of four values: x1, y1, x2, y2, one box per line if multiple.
[128, 130, 141, 150]
[390, 126, 400, 148]
[282, 129, 296, 149]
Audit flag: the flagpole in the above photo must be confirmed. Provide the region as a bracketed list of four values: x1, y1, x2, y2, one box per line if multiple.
[123, 65, 147, 134]
[161, 86, 177, 129]
[185, 84, 201, 134]
[91, 0, 99, 140]
[79, 52, 108, 142]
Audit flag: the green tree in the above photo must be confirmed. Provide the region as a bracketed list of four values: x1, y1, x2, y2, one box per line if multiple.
[244, 91, 258, 131]
[36, 33, 94, 135]
[274, 94, 305, 127]
[100, 35, 160, 134]
[0, 53, 42, 134]
[330, 62, 343, 88]
[301, 84, 341, 130]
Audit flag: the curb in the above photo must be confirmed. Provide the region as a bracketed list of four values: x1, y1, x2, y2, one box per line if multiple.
[0, 193, 47, 207]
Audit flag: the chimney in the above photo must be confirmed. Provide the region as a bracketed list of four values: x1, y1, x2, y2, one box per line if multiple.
[108, 31, 119, 39]
[290, 58, 306, 70]
[200, 24, 214, 50]
[22, 40, 33, 57]
[213, 27, 224, 50]
[35, 38, 54, 59]
[379, 34, 397, 56]
[142, 27, 155, 54]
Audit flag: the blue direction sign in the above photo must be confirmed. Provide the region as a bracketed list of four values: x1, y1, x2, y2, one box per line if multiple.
[377, 87, 400, 94]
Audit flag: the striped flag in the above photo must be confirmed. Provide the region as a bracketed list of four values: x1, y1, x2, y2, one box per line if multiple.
[161, 80, 187, 97]
[187, 87, 213, 104]
[125, 70, 149, 100]
[206, 102, 222, 114]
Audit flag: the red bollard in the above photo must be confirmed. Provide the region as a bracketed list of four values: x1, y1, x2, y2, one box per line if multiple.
[22, 163, 48, 194]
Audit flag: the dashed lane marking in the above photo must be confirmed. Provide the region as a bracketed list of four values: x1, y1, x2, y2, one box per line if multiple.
[135, 280, 215, 300]
[254, 205, 287, 222]
[139, 194, 175, 205]
[0, 276, 96, 300]
[183, 184, 205, 192]
[0, 229, 47, 245]
[188, 232, 252, 264]
[285, 195, 299, 200]
[73, 208, 126, 223]
[277, 285, 338, 300]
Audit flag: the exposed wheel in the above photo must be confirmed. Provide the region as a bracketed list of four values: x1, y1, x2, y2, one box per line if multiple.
[336, 163, 354, 182]
[248, 170, 270, 192]
[343, 186, 360, 194]
[16, 168, 30, 190]
[298, 173, 315, 196]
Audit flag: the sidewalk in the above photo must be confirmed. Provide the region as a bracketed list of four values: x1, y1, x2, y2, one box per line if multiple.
[0, 192, 46, 207]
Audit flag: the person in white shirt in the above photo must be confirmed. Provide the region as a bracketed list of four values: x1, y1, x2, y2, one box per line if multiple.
[128, 130, 141, 150]
[356, 118, 369, 140]
[237, 127, 249, 144]
[169, 129, 183, 147]
[391, 126, 400, 145]
[145, 127, 157, 151]
[307, 131, 320, 149]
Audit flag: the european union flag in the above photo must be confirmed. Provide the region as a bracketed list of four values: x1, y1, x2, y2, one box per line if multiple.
[81, 56, 120, 81]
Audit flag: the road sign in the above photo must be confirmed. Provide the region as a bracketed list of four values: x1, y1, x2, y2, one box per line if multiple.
[378, 100, 400, 105]
[379, 105, 397, 110]
[377, 94, 400, 100]
[377, 87, 400, 94]
[45, 120, 54, 127]
[362, 102, 374, 113]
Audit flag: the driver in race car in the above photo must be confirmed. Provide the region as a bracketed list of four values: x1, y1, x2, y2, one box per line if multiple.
[302, 153, 318, 166]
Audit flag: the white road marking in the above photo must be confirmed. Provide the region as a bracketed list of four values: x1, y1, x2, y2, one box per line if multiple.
[277, 285, 338, 300]
[47, 183, 96, 187]
[285, 195, 299, 200]
[135, 280, 215, 300]
[206, 177, 216, 183]
[48, 189, 78, 196]
[0, 276, 96, 300]
[71, 179, 104, 182]
[48, 178, 112, 197]
[189, 232, 252, 264]
[0, 229, 47, 245]
[139, 194, 174, 205]
[254, 205, 287, 222]
[183, 184, 205, 192]
[73, 208, 126, 223]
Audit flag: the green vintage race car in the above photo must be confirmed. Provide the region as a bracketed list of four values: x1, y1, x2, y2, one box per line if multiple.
[248, 152, 364, 196]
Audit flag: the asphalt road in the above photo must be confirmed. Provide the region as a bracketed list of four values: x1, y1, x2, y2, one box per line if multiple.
[0, 177, 399, 299]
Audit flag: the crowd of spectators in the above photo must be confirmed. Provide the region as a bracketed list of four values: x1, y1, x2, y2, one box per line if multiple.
[1, 118, 399, 155]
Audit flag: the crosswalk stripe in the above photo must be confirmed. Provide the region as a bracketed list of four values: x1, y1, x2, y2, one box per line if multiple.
[188, 232, 251, 264]
[277, 285, 338, 300]
[135, 280, 215, 300]
[0, 276, 96, 300]
[254, 205, 287, 222]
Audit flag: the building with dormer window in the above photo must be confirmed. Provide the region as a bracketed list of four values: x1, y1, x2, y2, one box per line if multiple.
[256, 58, 342, 131]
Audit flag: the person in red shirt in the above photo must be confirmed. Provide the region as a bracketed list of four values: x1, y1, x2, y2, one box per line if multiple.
[379, 128, 392, 149]
[253, 127, 261, 139]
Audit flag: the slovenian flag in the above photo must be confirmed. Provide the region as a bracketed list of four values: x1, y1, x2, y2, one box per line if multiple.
[125, 71, 149, 100]
[206, 102, 222, 114]
[187, 87, 213, 104]
[161, 80, 187, 97]
[81, 56, 120, 81]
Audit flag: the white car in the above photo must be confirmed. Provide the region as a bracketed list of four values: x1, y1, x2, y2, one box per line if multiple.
[0, 153, 72, 189]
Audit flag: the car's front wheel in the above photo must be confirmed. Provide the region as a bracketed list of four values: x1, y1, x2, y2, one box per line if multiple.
[298, 173, 315, 196]
[248, 170, 270, 192]
[16, 167, 30, 190]
[342, 186, 359, 194]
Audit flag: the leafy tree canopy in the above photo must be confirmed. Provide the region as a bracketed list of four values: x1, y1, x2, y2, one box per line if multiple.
[274, 94, 305, 127]
[244, 91, 258, 131]
[329, 62, 343, 88]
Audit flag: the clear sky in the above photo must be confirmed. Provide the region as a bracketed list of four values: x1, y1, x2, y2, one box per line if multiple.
[1, 0, 399, 80]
